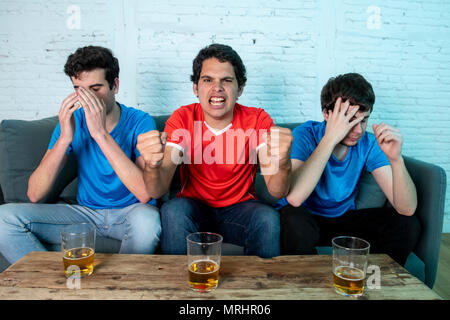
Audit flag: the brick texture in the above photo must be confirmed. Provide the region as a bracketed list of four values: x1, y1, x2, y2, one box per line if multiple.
[0, 0, 449, 230]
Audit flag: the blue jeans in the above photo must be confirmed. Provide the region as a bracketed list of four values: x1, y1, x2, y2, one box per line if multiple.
[0, 202, 161, 264]
[160, 198, 280, 258]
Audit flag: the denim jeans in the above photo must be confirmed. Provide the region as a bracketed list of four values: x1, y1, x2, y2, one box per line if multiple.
[160, 198, 280, 258]
[0, 202, 161, 264]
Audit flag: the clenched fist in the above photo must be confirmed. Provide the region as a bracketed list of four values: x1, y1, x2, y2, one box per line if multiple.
[137, 130, 168, 169]
[266, 126, 293, 170]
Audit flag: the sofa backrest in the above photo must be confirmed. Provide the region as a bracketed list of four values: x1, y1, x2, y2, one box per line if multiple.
[0, 116, 78, 204]
[0, 115, 386, 209]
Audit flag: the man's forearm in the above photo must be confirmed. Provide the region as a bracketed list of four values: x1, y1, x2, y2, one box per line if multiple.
[286, 137, 334, 207]
[390, 156, 417, 215]
[27, 138, 70, 202]
[265, 166, 291, 199]
[142, 165, 172, 199]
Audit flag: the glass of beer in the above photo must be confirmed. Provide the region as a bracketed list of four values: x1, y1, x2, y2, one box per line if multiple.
[187, 232, 223, 292]
[61, 223, 96, 278]
[332, 236, 370, 297]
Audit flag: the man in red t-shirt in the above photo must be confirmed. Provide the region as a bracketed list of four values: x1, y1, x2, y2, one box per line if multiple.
[137, 44, 292, 258]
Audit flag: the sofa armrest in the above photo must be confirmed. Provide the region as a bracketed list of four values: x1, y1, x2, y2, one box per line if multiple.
[404, 156, 446, 288]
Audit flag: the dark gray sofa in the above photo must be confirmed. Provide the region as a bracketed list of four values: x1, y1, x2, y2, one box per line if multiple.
[0, 115, 446, 289]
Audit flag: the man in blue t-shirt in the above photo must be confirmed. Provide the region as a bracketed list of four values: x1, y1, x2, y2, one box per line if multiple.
[0, 46, 161, 264]
[278, 73, 420, 266]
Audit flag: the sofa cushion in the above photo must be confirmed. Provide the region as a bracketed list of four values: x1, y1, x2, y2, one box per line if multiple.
[0, 116, 78, 203]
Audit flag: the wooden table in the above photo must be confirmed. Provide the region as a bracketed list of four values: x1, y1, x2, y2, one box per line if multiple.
[0, 252, 441, 300]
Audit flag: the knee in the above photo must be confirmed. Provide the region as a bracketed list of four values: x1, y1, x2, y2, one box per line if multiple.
[280, 206, 318, 235]
[388, 210, 421, 243]
[391, 209, 421, 230]
[252, 206, 280, 237]
[161, 198, 197, 226]
[279, 205, 319, 254]
[127, 204, 161, 237]
[0, 204, 25, 226]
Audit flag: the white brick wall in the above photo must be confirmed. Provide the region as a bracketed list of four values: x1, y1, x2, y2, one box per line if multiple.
[0, 0, 114, 119]
[0, 0, 449, 231]
[134, 0, 317, 122]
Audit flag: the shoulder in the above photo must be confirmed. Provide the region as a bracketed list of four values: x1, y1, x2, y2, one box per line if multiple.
[119, 103, 156, 129]
[175, 103, 197, 114]
[290, 121, 324, 150]
[168, 103, 197, 121]
[236, 103, 271, 118]
[293, 120, 322, 136]
[235, 103, 274, 128]
[121, 104, 148, 119]
[164, 103, 198, 133]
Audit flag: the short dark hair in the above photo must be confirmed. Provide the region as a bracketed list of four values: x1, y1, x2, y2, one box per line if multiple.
[64, 46, 119, 89]
[321, 73, 375, 113]
[191, 43, 247, 89]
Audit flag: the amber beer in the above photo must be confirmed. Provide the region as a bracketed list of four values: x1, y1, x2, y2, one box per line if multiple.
[60, 223, 96, 278]
[333, 265, 366, 296]
[187, 232, 223, 292]
[63, 247, 95, 277]
[332, 236, 370, 297]
[188, 259, 220, 291]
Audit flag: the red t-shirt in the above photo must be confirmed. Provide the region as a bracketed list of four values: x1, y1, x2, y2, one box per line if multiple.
[164, 103, 274, 208]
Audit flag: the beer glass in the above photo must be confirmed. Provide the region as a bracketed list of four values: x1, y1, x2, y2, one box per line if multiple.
[61, 223, 96, 278]
[187, 232, 223, 292]
[332, 236, 370, 297]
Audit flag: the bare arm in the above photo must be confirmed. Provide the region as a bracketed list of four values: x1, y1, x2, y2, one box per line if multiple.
[27, 92, 79, 203]
[371, 123, 417, 216]
[142, 147, 178, 199]
[285, 137, 335, 207]
[27, 143, 69, 203]
[259, 144, 291, 199]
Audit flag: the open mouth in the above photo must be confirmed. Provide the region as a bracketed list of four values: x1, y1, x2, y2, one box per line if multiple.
[209, 96, 226, 107]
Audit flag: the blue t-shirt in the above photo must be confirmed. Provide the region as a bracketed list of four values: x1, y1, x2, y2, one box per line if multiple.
[276, 120, 389, 217]
[49, 103, 157, 209]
